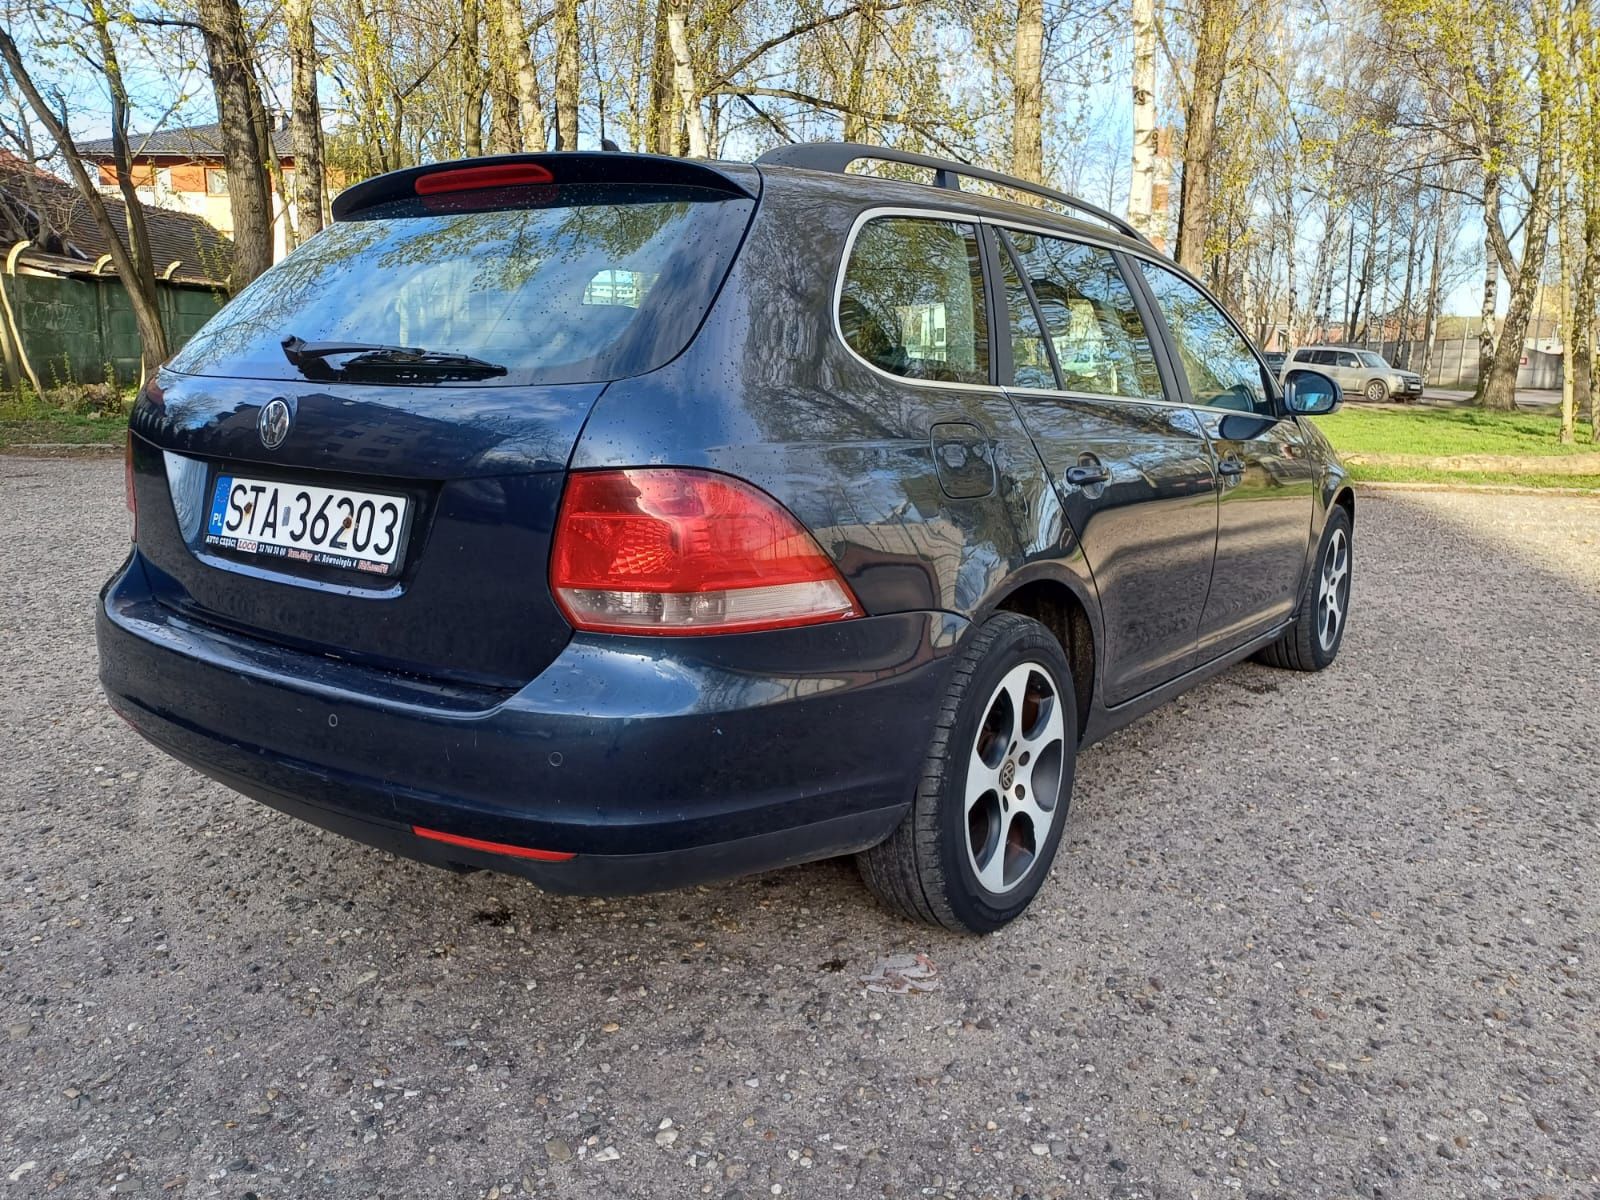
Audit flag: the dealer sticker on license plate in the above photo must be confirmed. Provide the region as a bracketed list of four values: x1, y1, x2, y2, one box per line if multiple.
[204, 474, 409, 576]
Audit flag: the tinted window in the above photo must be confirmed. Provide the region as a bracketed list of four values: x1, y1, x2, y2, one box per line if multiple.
[839, 217, 989, 384]
[1292, 348, 1313, 362]
[997, 239, 1055, 389]
[1139, 263, 1270, 414]
[1311, 350, 1335, 365]
[170, 184, 755, 386]
[1003, 231, 1161, 399]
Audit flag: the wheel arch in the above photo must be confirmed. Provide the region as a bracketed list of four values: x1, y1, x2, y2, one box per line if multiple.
[987, 573, 1098, 743]
[1333, 485, 1355, 526]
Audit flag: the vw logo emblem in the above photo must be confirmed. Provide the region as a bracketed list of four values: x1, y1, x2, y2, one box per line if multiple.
[258, 398, 292, 449]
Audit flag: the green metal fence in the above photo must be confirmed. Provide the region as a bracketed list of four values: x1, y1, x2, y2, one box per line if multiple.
[0, 264, 224, 390]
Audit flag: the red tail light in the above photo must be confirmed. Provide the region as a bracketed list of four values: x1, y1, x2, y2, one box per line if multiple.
[124, 432, 137, 542]
[550, 468, 861, 635]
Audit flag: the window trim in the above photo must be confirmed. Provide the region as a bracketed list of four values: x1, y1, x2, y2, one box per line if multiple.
[994, 226, 1063, 390]
[994, 226, 1180, 408]
[994, 214, 1283, 407]
[832, 205, 1278, 413]
[1127, 256, 1282, 417]
[832, 206, 1005, 394]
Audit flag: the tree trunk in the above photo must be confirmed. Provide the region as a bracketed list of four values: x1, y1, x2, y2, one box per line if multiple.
[1421, 187, 1448, 384]
[1481, 231, 1547, 411]
[1478, 115, 1555, 410]
[842, 0, 878, 143]
[1010, 0, 1044, 182]
[555, 0, 581, 149]
[1128, 0, 1157, 238]
[666, 0, 706, 157]
[0, 26, 169, 371]
[1580, 90, 1600, 432]
[246, 75, 292, 254]
[1396, 174, 1421, 370]
[498, 0, 543, 151]
[462, 0, 485, 155]
[1174, 0, 1229, 272]
[1577, 222, 1597, 425]
[1474, 195, 1501, 402]
[646, 0, 676, 154]
[484, 0, 522, 151]
[196, 0, 274, 287]
[288, 0, 325, 237]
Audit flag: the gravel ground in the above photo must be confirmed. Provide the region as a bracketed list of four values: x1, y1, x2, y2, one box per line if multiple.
[2, 456, 1598, 1200]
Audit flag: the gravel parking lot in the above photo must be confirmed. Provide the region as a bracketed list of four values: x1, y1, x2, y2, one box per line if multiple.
[2, 456, 1597, 1200]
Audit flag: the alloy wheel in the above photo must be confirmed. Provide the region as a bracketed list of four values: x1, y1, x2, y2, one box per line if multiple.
[1317, 527, 1350, 650]
[963, 662, 1068, 895]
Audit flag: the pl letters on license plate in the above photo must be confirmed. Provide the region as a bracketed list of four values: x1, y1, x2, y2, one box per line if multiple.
[205, 474, 408, 576]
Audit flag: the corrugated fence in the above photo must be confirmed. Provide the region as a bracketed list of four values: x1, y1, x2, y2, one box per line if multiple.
[0, 250, 223, 390]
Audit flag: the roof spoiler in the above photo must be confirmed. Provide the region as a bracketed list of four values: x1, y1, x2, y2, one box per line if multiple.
[332, 152, 757, 221]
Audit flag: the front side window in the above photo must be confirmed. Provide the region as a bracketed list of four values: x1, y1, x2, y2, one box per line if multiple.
[1003, 231, 1161, 400]
[839, 217, 989, 385]
[1139, 263, 1270, 414]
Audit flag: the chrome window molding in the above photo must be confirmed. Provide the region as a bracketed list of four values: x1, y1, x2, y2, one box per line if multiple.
[830, 204, 1281, 413]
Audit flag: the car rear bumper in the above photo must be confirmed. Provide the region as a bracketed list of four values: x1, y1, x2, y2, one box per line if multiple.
[98, 553, 965, 894]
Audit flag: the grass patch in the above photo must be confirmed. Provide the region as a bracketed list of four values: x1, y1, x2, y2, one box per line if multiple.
[1312, 405, 1596, 457]
[1346, 463, 1600, 491]
[0, 386, 133, 450]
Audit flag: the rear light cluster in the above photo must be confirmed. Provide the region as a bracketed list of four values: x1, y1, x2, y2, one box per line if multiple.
[550, 468, 860, 635]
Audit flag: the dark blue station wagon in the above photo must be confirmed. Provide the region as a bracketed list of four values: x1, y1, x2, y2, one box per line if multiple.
[99, 144, 1353, 932]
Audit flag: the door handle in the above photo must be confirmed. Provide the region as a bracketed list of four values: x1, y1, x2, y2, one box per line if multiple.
[1216, 458, 1245, 477]
[1065, 464, 1111, 486]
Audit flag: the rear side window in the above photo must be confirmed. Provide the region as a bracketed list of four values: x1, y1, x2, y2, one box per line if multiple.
[1002, 231, 1161, 400]
[169, 183, 754, 386]
[997, 242, 1055, 389]
[838, 217, 989, 385]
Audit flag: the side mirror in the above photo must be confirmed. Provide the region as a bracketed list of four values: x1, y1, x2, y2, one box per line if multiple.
[1283, 368, 1341, 416]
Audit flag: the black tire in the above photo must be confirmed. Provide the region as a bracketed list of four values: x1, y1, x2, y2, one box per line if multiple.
[1364, 378, 1388, 403]
[1256, 505, 1352, 672]
[858, 613, 1077, 934]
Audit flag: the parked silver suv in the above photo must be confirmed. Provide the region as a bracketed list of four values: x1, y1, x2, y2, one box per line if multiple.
[1285, 346, 1423, 403]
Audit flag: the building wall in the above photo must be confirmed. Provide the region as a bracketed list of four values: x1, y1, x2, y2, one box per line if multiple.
[98, 160, 296, 262]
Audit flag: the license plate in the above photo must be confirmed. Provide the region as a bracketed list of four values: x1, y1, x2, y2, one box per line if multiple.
[204, 474, 409, 576]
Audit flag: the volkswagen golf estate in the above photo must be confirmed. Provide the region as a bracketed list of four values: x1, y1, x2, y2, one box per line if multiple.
[98, 144, 1353, 933]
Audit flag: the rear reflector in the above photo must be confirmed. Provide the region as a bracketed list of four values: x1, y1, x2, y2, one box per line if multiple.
[124, 431, 137, 542]
[550, 468, 861, 635]
[411, 825, 576, 861]
[414, 163, 555, 195]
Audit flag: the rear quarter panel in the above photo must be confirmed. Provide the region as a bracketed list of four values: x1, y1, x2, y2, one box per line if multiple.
[570, 170, 1102, 637]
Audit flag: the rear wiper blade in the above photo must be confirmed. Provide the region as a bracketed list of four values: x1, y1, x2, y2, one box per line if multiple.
[281, 335, 506, 380]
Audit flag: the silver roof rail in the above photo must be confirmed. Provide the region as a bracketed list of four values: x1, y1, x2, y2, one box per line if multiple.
[755, 142, 1151, 247]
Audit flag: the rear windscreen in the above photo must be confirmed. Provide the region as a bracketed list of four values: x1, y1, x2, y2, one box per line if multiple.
[169, 183, 754, 386]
